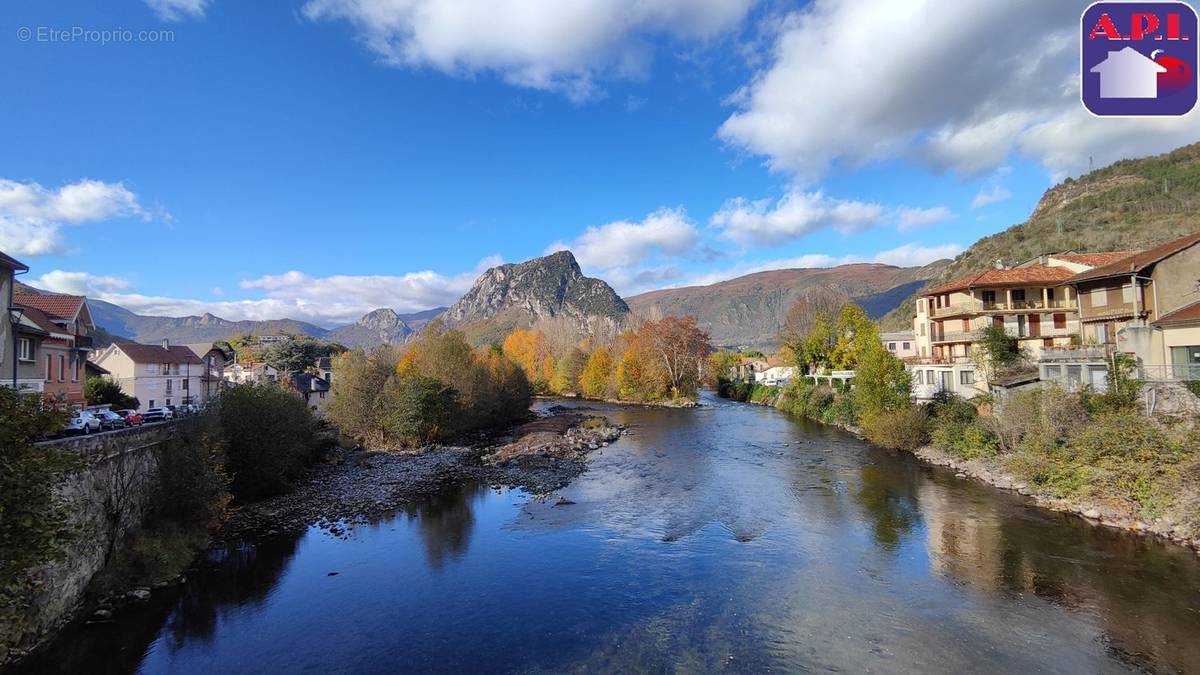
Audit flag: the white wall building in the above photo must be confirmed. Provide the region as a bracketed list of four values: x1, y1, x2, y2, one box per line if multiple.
[91, 340, 205, 411]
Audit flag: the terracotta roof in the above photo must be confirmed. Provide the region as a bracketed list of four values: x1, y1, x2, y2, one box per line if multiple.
[115, 343, 204, 365]
[1051, 251, 1139, 267]
[13, 293, 85, 322]
[0, 250, 28, 272]
[924, 265, 1076, 295]
[1070, 231, 1200, 283]
[1154, 300, 1200, 326]
[15, 305, 61, 335]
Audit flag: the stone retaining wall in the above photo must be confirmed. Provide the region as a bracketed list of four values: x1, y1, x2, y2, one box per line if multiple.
[6, 424, 178, 662]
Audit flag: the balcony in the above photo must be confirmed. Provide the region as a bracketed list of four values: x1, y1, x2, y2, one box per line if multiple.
[982, 298, 1074, 312]
[930, 303, 978, 319]
[1039, 345, 1109, 362]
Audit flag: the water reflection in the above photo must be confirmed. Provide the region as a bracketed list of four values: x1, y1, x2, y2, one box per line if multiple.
[401, 482, 481, 569]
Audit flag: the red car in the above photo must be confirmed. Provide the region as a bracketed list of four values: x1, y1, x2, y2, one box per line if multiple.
[115, 410, 144, 426]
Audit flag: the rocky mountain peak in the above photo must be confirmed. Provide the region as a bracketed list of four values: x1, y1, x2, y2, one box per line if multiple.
[443, 250, 629, 334]
[328, 308, 412, 347]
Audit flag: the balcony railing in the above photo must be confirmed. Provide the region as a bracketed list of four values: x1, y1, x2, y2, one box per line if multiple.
[1039, 345, 1109, 362]
[930, 303, 977, 318]
[1137, 364, 1200, 382]
[931, 298, 1076, 318]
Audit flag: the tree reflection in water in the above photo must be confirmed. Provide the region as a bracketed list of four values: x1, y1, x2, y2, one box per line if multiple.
[401, 481, 482, 570]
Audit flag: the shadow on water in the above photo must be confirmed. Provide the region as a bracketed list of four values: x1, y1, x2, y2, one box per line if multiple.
[11, 394, 1200, 674]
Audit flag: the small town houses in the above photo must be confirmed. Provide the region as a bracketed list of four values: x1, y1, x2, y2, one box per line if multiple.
[1, 248, 338, 416]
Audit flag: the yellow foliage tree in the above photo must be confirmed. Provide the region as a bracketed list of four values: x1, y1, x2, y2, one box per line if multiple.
[579, 347, 614, 400]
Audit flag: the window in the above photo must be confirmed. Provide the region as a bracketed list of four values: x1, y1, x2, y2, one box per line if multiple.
[1122, 284, 1135, 303]
[182, 378, 188, 391]
[925, 371, 934, 385]
[1044, 365, 1061, 380]
[1012, 289, 1026, 303]
[166, 379, 173, 395]
[917, 300, 925, 314]
[902, 342, 910, 350]
[149, 400, 155, 408]
[959, 370, 975, 385]
[1067, 365, 1082, 388]
[17, 338, 33, 361]
[1046, 288, 1055, 301]
[962, 319, 970, 331]
[982, 290, 996, 304]
[1053, 313, 1066, 329]
[1043, 338, 1053, 348]
[58, 355, 65, 382]
[887, 342, 896, 351]
[147, 363, 158, 374]
[920, 323, 926, 336]
[1091, 287, 1107, 307]
[46, 354, 52, 380]
[319, 391, 325, 399]
[72, 358, 79, 382]
[166, 398, 172, 406]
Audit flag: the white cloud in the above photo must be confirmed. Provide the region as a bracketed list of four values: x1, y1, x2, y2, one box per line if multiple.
[31, 256, 501, 327]
[718, 0, 1200, 181]
[301, 0, 755, 100]
[896, 206, 953, 231]
[546, 207, 699, 270]
[872, 242, 962, 267]
[711, 190, 883, 246]
[144, 0, 210, 21]
[971, 184, 1012, 209]
[0, 178, 147, 256]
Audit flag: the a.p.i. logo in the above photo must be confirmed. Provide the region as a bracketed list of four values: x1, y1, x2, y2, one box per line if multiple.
[1082, 1, 1198, 116]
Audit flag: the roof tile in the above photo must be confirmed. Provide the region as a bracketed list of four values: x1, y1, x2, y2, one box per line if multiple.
[1070, 231, 1200, 283]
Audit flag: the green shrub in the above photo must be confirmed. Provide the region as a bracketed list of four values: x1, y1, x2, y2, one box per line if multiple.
[154, 415, 230, 528]
[216, 383, 322, 502]
[824, 394, 858, 427]
[803, 385, 834, 420]
[0, 390, 74, 647]
[861, 406, 930, 451]
[375, 373, 459, 446]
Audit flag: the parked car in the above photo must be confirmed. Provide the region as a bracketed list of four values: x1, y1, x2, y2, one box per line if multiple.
[115, 409, 144, 426]
[143, 407, 174, 422]
[95, 410, 127, 431]
[64, 411, 102, 435]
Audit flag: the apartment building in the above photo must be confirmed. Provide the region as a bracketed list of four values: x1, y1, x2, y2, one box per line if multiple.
[880, 331, 916, 359]
[12, 293, 95, 406]
[1068, 231, 1200, 381]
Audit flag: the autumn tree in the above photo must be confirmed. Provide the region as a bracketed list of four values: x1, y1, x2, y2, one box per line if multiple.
[579, 346, 614, 399]
[502, 328, 555, 393]
[829, 303, 880, 371]
[633, 316, 711, 400]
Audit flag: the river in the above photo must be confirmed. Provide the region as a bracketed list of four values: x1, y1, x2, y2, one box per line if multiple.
[15, 393, 1200, 673]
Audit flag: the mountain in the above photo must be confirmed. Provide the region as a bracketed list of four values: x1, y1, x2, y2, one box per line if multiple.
[327, 308, 412, 347]
[392, 306, 445, 332]
[879, 142, 1200, 330]
[443, 250, 630, 344]
[625, 261, 948, 350]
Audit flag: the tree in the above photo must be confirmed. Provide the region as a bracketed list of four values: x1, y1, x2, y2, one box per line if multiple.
[781, 288, 850, 357]
[502, 328, 554, 393]
[829, 304, 879, 371]
[551, 347, 588, 394]
[0, 390, 75, 639]
[327, 349, 395, 444]
[375, 373, 459, 446]
[974, 324, 1024, 381]
[264, 336, 345, 375]
[84, 376, 139, 410]
[635, 316, 711, 399]
[579, 346, 614, 399]
[853, 342, 912, 415]
[216, 382, 320, 501]
[707, 350, 741, 386]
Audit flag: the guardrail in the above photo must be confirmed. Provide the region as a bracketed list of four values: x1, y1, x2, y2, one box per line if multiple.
[1136, 365, 1200, 382]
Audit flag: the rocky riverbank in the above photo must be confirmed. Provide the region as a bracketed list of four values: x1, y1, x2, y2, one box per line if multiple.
[223, 411, 625, 539]
[912, 444, 1200, 556]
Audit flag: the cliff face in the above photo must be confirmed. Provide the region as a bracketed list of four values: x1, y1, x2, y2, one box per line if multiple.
[443, 251, 629, 342]
[328, 308, 412, 347]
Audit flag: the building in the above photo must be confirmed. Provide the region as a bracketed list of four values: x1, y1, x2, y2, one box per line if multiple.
[908, 252, 1131, 400]
[185, 342, 235, 405]
[290, 371, 331, 415]
[224, 361, 280, 384]
[1152, 301, 1200, 380]
[315, 356, 333, 385]
[91, 339, 204, 411]
[1068, 231, 1200, 382]
[880, 331, 916, 359]
[0, 251, 30, 389]
[731, 357, 769, 382]
[12, 293, 96, 406]
[754, 357, 798, 387]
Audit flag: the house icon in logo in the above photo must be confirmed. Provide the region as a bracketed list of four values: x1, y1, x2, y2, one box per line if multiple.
[1090, 46, 1168, 98]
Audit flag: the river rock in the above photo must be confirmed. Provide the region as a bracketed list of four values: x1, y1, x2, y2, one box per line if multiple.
[126, 589, 151, 602]
[1083, 509, 1101, 520]
[91, 608, 113, 621]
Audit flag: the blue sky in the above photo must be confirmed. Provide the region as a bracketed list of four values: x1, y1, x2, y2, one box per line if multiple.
[3, 0, 1198, 326]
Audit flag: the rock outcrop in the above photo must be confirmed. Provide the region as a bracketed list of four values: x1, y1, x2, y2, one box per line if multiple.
[328, 308, 412, 347]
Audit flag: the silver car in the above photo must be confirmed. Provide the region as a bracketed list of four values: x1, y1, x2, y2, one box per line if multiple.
[64, 411, 102, 435]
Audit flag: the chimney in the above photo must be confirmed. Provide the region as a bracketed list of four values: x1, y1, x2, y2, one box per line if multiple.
[161, 338, 170, 350]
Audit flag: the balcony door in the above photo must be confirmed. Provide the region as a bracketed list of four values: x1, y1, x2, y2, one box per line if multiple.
[1028, 314, 1040, 337]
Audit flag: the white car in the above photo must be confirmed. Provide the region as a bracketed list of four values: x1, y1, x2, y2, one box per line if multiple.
[143, 407, 175, 423]
[64, 411, 102, 435]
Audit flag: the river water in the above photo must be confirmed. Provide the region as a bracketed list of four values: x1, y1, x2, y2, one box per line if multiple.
[16, 394, 1200, 673]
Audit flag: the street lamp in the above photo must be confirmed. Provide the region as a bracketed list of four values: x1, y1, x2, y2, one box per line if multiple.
[9, 307, 24, 389]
